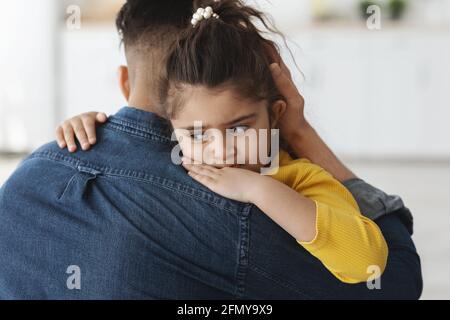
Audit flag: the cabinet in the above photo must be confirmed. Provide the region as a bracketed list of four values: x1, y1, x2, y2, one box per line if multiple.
[290, 27, 450, 159]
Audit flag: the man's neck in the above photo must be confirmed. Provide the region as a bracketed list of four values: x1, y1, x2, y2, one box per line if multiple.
[128, 96, 165, 118]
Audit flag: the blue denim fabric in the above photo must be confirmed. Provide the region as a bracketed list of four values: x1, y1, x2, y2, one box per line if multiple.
[0, 107, 422, 299]
[343, 179, 414, 235]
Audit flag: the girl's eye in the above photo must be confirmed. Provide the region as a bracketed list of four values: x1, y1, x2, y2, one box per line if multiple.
[191, 133, 207, 142]
[231, 126, 249, 135]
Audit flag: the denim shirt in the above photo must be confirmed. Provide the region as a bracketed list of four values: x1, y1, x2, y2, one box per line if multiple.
[343, 179, 414, 235]
[0, 107, 422, 299]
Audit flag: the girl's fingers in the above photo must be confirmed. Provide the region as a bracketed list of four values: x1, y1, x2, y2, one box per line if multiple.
[96, 112, 108, 123]
[81, 115, 97, 145]
[62, 124, 77, 153]
[56, 111, 106, 152]
[192, 162, 220, 175]
[181, 156, 202, 165]
[183, 162, 219, 178]
[188, 172, 216, 188]
[71, 118, 90, 151]
[55, 126, 66, 149]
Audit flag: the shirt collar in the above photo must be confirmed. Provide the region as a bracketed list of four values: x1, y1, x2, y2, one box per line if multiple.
[111, 106, 173, 140]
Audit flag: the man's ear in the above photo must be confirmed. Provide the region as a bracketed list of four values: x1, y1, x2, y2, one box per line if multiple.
[118, 66, 131, 102]
[270, 100, 287, 128]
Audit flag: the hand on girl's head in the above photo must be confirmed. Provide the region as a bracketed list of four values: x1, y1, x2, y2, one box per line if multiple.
[269, 61, 308, 139]
[56, 112, 108, 153]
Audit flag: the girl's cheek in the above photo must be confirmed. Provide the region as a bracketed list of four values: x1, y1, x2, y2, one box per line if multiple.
[234, 138, 250, 164]
[234, 134, 259, 166]
[248, 130, 272, 166]
[179, 139, 205, 164]
[192, 144, 206, 163]
[178, 137, 193, 159]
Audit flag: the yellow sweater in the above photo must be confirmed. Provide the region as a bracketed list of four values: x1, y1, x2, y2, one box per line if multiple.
[268, 150, 388, 284]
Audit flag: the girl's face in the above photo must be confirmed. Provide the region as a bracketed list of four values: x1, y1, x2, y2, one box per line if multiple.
[171, 86, 284, 172]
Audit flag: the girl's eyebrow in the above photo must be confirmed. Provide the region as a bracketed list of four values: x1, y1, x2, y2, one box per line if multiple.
[223, 113, 258, 126]
[181, 113, 258, 131]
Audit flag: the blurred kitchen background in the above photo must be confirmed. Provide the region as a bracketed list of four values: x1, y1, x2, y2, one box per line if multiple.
[0, 0, 449, 299]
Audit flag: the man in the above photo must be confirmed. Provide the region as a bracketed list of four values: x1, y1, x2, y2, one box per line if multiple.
[0, 0, 421, 299]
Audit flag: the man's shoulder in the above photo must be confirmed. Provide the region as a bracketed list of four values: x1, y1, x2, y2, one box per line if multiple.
[2, 142, 82, 185]
[25, 141, 82, 168]
[0, 142, 76, 193]
[6, 139, 250, 216]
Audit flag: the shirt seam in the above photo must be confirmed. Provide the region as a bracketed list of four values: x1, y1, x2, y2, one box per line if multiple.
[26, 150, 249, 216]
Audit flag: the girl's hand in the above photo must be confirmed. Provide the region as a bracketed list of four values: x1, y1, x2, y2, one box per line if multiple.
[182, 159, 261, 203]
[56, 112, 108, 153]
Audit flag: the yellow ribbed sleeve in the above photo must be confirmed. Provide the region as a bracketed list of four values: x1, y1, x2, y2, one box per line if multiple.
[270, 151, 388, 284]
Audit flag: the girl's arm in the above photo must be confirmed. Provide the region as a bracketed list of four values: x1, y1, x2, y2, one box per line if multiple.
[55, 112, 108, 152]
[250, 173, 318, 243]
[183, 160, 388, 284]
[182, 160, 317, 243]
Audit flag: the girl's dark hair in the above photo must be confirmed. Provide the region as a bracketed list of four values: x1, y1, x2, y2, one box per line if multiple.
[162, 0, 285, 119]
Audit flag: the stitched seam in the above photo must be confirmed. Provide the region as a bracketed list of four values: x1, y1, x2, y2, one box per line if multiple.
[235, 205, 251, 298]
[106, 119, 172, 143]
[248, 262, 314, 299]
[26, 151, 245, 215]
[57, 173, 78, 201]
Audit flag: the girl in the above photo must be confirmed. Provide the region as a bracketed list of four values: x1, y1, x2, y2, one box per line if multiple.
[56, 0, 388, 284]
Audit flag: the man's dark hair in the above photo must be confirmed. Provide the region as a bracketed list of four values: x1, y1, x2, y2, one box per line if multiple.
[115, 0, 194, 48]
[114, 0, 195, 106]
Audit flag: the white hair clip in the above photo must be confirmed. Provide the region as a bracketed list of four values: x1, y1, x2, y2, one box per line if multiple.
[191, 6, 220, 27]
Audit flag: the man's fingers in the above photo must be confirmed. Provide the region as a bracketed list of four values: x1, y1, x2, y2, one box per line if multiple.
[71, 119, 90, 151]
[279, 57, 293, 80]
[264, 42, 280, 64]
[62, 124, 77, 153]
[81, 116, 97, 145]
[263, 42, 293, 81]
[55, 126, 66, 149]
[270, 63, 301, 105]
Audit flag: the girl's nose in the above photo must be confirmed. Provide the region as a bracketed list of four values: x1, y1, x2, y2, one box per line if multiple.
[208, 134, 237, 166]
[209, 145, 236, 164]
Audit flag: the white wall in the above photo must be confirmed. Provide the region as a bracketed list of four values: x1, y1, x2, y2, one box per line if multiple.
[287, 28, 450, 159]
[61, 27, 126, 121]
[0, 0, 58, 151]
